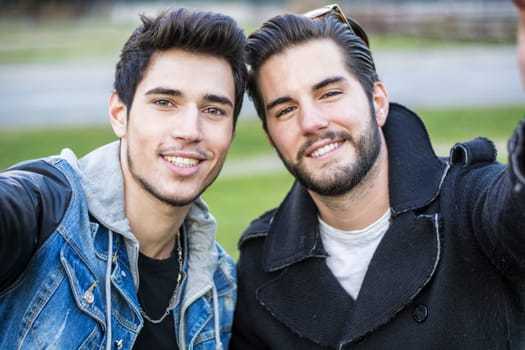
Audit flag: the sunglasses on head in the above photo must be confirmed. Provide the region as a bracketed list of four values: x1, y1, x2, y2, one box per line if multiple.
[303, 3, 370, 48]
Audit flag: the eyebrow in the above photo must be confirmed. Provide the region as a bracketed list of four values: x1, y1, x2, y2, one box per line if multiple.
[204, 94, 233, 108]
[312, 76, 346, 91]
[265, 76, 347, 112]
[145, 87, 182, 97]
[266, 96, 293, 112]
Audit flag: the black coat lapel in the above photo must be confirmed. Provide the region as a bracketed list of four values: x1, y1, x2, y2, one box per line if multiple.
[257, 257, 354, 347]
[341, 212, 441, 344]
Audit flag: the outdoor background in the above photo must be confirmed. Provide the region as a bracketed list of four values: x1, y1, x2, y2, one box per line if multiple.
[0, 0, 524, 259]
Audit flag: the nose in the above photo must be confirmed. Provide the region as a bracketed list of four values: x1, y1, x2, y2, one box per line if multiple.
[170, 106, 202, 141]
[298, 103, 328, 134]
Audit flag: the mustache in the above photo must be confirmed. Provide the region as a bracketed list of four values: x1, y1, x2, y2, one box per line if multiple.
[296, 130, 353, 161]
[158, 145, 212, 160]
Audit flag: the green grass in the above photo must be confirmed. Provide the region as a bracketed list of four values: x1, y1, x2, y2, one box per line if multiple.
[0, 127, 118, 168]
[203, 171, 294, 259]
[418, 105, 524, 142]
[1, 104, 524, 259]
[416, 105, 524, 160]
[230, 118, 272, 158]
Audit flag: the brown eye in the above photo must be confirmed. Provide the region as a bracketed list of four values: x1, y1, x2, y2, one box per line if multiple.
[154, 99, 174, 107]
[204, 106, 226, 117]
[321, 90, 342, 99]
[275, 106, 296, 119]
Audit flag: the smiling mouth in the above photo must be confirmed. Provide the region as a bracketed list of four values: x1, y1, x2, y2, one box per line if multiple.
[164, 156, 200, 167]
[309, 142, 343, 158]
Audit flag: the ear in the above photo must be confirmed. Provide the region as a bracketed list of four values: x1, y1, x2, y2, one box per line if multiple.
[372, 81, 389, 127]
[109, 90, 128, 138]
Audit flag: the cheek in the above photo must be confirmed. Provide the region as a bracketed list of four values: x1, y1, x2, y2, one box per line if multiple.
[267, 124, 297, 156]
[216, 137, 233, 154]
[127, 111, 167, 143]
[124, 123, 161, 162]
[127, 126, 155, 151]
[206, 124, 234, 152]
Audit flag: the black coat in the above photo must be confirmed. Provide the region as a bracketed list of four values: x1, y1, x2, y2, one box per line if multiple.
[230, 104, 525, 349]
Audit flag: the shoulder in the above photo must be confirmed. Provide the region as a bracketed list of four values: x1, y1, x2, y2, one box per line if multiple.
[444, 137, 505, 187]
[213, 242, 237, 289]
[2, 158, 72, 198]
[215, 242, 235, 268]
[0, 158, 74, 291]
[449, 137, 498, 168]
[238, 208, 277, 249]
[442, 137, 506, 199]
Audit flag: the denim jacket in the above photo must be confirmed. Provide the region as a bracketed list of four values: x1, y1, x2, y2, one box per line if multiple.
[0, 142, 236, 350]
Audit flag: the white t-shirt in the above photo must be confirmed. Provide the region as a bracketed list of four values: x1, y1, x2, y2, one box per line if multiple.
[319, 209, 391, 299]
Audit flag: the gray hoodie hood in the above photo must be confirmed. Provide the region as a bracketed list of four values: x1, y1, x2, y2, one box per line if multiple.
[59, 141, 219, 304]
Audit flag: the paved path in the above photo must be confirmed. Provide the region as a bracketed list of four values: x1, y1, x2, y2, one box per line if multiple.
[374, 46, 524, 107]
[221, 153, 285, 178]
[0, 45, 522, 129]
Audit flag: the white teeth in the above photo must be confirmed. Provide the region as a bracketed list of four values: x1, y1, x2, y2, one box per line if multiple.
[165, 156, 199, 167]
[310, 142, 341, 158]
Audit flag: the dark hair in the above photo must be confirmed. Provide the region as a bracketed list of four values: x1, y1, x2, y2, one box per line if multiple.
[514, 0, 525, 10]
[246, 12, 378, 129]
[114, 8, 247, 125]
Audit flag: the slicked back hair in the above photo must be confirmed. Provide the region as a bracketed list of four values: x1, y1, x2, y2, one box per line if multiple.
[114, 8, 247, 125]
[246, 13, 379, 130]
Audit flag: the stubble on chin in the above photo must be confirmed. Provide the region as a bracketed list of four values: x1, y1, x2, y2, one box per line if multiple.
[278, 124, 382, 197]
[126, 147, 193, 207]
[127, 147, 227, 208]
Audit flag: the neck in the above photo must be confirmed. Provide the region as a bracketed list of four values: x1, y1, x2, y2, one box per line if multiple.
[125, 186, 191, 260]
[311, 138, 390, 231]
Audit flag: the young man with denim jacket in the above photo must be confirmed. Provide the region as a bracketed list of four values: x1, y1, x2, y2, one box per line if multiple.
[0, 8, 246, 350]
[230, 4, 525, 349]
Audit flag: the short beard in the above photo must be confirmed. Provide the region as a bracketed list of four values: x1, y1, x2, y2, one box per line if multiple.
[274, 117, 382, 197]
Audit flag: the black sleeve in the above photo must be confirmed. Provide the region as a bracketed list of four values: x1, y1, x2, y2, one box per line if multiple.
[458, 120, 525, 279]
[0, 160, 72, 291]
[501, 119, 525, 275]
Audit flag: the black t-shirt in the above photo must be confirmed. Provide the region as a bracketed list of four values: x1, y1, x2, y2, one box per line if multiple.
[133, 251, 180, 349]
